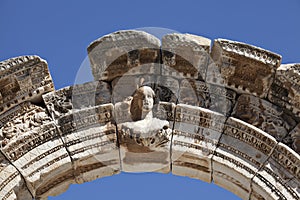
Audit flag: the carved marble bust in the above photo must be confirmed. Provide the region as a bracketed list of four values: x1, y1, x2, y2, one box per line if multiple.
[130, 85, 156, 121]
[119, 86, 171, 147]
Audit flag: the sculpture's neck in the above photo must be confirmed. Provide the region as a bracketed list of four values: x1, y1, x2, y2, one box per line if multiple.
[141, 110, 153, 120]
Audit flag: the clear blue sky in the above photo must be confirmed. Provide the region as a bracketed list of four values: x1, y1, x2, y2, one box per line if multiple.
[1, 1, 300, 199]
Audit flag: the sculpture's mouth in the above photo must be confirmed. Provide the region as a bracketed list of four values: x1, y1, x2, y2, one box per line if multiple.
[143, 103, 152, 109]
[143, 106, 151, 111]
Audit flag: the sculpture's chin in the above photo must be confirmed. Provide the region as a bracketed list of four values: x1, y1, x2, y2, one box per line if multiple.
[142, 106, 152, 111]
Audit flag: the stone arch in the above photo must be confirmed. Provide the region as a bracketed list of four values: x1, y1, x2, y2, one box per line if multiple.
[0, 30, 299, 200]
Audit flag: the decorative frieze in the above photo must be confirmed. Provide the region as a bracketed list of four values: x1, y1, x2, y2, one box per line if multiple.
[0, 101, 33, 127]
[43, 81, 111, 120]
[232, 94, 297, 141]
[0, 104, 52, 149]
[178, 79, 236, 116]
[210, 39, 281, 97]
[155, 76, 179, 103]
[286, 123, 300, 154]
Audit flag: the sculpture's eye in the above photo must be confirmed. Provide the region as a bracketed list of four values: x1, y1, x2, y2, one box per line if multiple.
[136, 138, 141, 144]
[151, 138, 155, 144]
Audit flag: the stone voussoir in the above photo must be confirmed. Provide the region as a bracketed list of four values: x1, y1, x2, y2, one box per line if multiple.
[117, 101, 175, 173]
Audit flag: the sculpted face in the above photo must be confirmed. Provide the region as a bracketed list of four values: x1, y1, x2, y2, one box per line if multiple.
[137, 86, 154, 112]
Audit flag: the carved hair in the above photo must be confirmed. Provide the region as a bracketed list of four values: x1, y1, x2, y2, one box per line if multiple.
[130, 86, 157, 121]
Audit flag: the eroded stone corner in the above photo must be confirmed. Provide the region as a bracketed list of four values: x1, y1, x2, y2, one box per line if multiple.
[250, 142, 300, 200]
[0, 150, 32, 200]
[161, 33, 211, 81]
[87, 30, 161, 82]
[0, 55, 77, 199]
[212, 116, 278, 200]
[268, 63, 300, 117]
[0, 55, 54, 116]
[0, 102, 74, 199]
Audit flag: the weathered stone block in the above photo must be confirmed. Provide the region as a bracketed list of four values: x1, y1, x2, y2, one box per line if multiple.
[88, 30, 161, 81]
[210, 39, 281, 97]
[213, 152, 253, 200]
[285, 178, 300, 200]
[285, 123, 300, 154]
[58, 104, 120, 183]
[0, 102, 33, 127]
[178, 79, 236, 116]
[161, 33, 211, 80]
[219, 117, 277, 168]
[251, 175, 283, 200]
[0, 55, 54, 116]
[155, 76, 179, 103]
[172, 104, 226, 183]
[43, 81, 111, 120]
[118, 123, 172, 173]
[268, 63, 300, 116]
[253, 143, 300, 200]
[213, 117, 277, 200]
[232, 94, 297, 141]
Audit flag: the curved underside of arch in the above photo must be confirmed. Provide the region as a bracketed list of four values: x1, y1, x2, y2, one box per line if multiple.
[0, 30, 299, 200]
